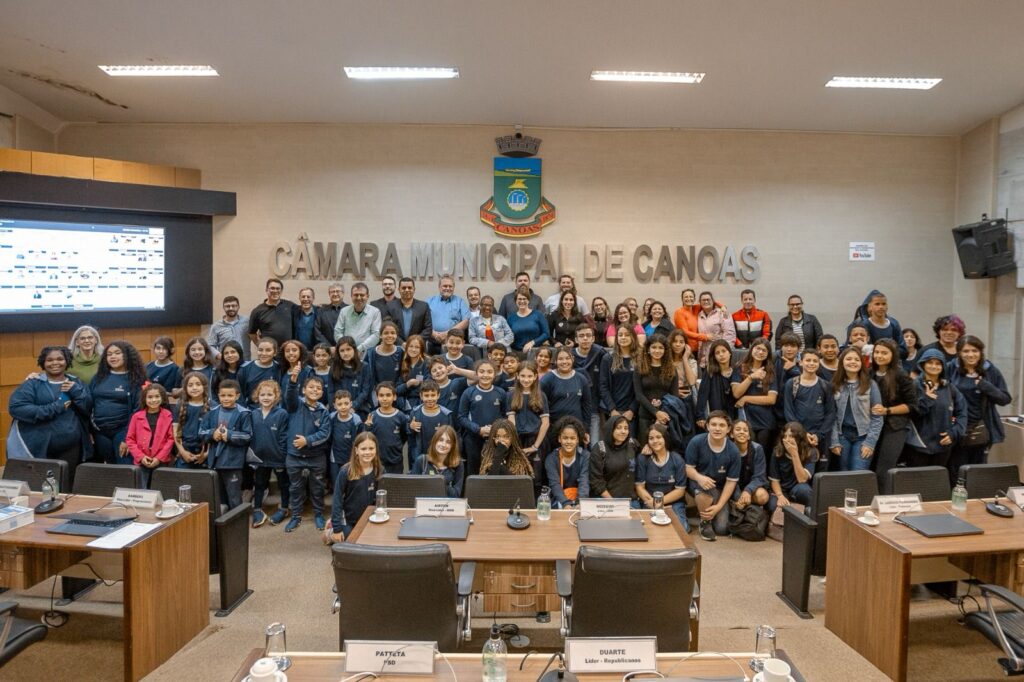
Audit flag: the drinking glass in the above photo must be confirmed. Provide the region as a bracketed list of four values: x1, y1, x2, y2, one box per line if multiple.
[652, 491, 665, 517]
[178, 484, 192, 505]
[375, 489, 388, 517]
[750, 624, 776, 672]
[844, 488, 858, 515]
[264, 622, 291, 671]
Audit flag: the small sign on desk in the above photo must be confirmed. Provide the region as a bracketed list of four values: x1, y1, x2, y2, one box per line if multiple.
[345, 640, 436, 675]
[113, 488, 163, 510]
[579, 498, 631, 519]
[1007, 486, 1024, 509]
[414, 498, 468, 517]
[565, 637, 657, 673]
[872, 494, 923, 514]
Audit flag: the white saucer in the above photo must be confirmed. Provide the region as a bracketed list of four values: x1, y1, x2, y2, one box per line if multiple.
[650, 514, 672, 526]
[369, 512, 390, 524]
[857, 515, 880, 526]
[155, 508, 185, 519]
[242, 672, 286, 682]
[753, 672, 794, 682]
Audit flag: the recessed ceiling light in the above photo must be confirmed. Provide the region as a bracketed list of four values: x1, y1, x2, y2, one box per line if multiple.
[825, 76, 941, 90]
[344, 67, 459, 80]
[99, 65, 219, 77]
[590, 71, 705, 84]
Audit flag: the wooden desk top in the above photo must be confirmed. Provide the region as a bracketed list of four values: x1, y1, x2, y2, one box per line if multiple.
[830, 499, 1024, 558]
[0, 493, 207, 553]
[232, 649, 799, 682]
[348, 508, 695, 562]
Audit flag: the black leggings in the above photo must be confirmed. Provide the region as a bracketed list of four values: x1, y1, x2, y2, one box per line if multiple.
[872, 426, 907, 493]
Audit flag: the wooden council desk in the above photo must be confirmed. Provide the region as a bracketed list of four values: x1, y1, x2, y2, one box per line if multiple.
[232, 649, 806, 681]
[825, 499, 1024, 682]
[348, 508, 700, 648]
[0, 493, 210, 681]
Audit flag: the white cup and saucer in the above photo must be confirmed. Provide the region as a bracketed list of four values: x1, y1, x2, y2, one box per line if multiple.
[244, 657, 287, 682]
[753, 657, 794, 682]
[369, 510, 390, 523]
[858, 509, 880, 526]
[155, 498, 184, 519]
[650, 510, 672, 526]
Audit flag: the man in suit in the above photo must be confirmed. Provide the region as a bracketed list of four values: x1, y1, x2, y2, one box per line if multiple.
[317, 282, 345, 345]
[386, 276, 433, 344]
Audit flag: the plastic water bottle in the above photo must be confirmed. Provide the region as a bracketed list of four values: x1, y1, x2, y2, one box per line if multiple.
[42, 470, 58, 500]
[536, 487, 552, 521]
[482, 624, 507, 682]
[951, 478, 968, 512]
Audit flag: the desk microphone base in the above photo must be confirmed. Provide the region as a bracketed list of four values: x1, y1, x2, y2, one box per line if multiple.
[34, 498, 64, 514]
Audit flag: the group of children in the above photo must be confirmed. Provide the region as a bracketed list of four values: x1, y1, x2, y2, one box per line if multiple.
[8, 287, 1012, 544]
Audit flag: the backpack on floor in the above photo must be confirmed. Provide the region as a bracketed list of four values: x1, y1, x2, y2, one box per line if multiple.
[728, 503, 769, 541]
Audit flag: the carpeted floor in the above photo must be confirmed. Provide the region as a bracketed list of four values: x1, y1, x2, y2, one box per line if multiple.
[0, 501, 1011, 682]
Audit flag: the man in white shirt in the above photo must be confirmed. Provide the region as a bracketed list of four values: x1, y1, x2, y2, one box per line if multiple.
[544, 274, 590, 315]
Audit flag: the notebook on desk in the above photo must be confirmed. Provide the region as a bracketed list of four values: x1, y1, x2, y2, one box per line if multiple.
[894, 513, 984, 538]
[577, 517, 648, 542]
[397, 516, 471, 540]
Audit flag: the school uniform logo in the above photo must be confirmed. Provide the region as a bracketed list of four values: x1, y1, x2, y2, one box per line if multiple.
[480, 137, 556, 238]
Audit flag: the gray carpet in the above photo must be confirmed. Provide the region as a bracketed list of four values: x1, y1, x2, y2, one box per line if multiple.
[0, 505, 1010, 682]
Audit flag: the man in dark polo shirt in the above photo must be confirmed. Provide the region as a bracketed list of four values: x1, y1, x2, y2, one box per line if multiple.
[248, 278, 297, 348]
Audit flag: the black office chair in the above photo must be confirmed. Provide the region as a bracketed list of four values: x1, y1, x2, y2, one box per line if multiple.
[888, 466, 951, 502]
[555, 546, 699, 651]
[71, 463, 143, 496]
[959, 463, 1021, 500]
[1, 458, 69, 493]
[0, 602, 48, 667]
[964, 583, 1024, 676]
[331, 543, 475, 651]
[464, 475, 535, 509]
[150, 468, 252, 615]
[463, 344, 482, 362]
[777, 470, 878, 618]
[379, 474, 446, 508]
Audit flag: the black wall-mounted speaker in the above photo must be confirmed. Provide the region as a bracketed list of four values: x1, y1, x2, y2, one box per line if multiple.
[952, 218, 1016, 279]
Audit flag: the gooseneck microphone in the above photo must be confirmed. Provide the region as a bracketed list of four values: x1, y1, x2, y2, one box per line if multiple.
[506, 498, 530, 530]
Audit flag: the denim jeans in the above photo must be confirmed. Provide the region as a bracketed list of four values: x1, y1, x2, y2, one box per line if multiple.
[839, 434, 872, 471]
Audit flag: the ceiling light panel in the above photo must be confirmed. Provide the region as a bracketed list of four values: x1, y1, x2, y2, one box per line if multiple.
[590, 71, 705, 84]
[99, 65, 219, 77]
[825, 76, 941, 90]
[344, 67, 459, 80]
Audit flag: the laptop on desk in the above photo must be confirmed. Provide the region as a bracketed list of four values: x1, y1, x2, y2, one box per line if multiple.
[894, 513, 984, 538]
[577, 517, 648, 542]
[397, 516, 471, 540]
[46, 511, 136, 537]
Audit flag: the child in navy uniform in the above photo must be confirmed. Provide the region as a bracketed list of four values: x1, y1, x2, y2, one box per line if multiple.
[146, 336, 182, 397]
[443, 330, 476, 381]
[327, 432, 382, 541]
[544, 417, 590, 509]
[366, 322, 405, 399]
[458, 360, 508, 475]
[783, 349, 835, 465]
[430, 357, 466, 415]
[211, 340, 244, 399]
[768, 422, 819, 513]
[283, 375, 332, 532]
[365, 382, 410, 474]
[542, 348, 593, 441]
[634, 423, 688, 530]
[411, 425, 465, 497]
[250, 380, 291, 527]
[506, 361, 549, 477]
[182, 337, 216, 387]
[396, 335, 428, 411]
[238, 338, 281, 408]
[685, 411, 742, 541]
[331, 336, 371, 416]
[174, 372, 210, 468]
[199, 380, 252, 509]
[329, 390, 363, 486]
[408, 380, 454, 461]
[279, 340, 313, 400]
[310, 343, 335, 407]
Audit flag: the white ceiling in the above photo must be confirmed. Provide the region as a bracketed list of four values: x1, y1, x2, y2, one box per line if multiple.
[2, 0, 1024, 135]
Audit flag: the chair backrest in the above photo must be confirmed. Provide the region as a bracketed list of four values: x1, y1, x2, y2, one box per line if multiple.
[888, 466, 951, 502]
[569, 546, 697, 651]
[959, 464, 1022, 499]
[811, 471, 878, 574]
[71, 463, 143, 496]
[150, 468, 223, 572]
[379, 474, 446, 509]
[332, 543, 459, 651]
[464, 475, 535, 509]
[1, 458, 69, 493]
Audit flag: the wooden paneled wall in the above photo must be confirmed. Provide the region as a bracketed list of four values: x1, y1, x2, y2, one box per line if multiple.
[1, 147, 205, 464]
[0, 325, 203, 464]
[0, 147, 201, 188]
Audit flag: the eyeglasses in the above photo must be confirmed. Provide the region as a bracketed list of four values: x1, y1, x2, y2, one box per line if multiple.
[788, 302, 803, 307]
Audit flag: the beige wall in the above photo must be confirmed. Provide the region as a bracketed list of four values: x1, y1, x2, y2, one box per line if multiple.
[56, 123, 958, 341]
[14, 114, 55, 152]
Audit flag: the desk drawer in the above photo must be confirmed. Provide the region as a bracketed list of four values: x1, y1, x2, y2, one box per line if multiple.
[479, 573, 556, 594]
[482, 593, 561, 613]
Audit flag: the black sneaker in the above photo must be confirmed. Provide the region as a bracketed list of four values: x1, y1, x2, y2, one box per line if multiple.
[699, 521, 716, 542]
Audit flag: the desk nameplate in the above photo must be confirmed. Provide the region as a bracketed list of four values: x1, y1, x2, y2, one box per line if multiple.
[414, 498, 468, 517]
[872, 494, 922, 514]
[579, 498, 631, 519]
[344, 640, 436, 675]
[113, 487, 163, 510]
[565, 637, 657, 673]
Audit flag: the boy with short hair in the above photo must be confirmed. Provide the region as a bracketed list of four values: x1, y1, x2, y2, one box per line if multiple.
[816, 334, 840, 383]
[685, 411, 741, 541]
[200, 379, 253, 510]
[365, 382, 411, 474]
[408, 380, 454, 459]
[329, 390, 363, 486]
[783, 350, 836, 458]
[444, 330, 476, 380]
